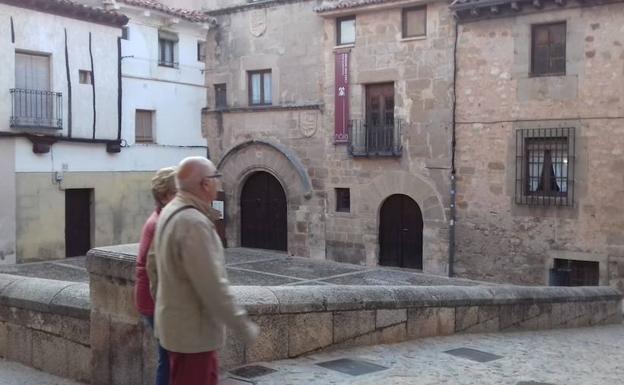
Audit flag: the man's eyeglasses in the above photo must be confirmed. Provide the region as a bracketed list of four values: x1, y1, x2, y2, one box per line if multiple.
[202, 173, 222, 181]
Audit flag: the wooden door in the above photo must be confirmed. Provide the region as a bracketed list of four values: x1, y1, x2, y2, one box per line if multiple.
[240, 172, 287, 251]
[65, 189, 92, 258]
[379, 194, 423, 269]
[365, 83, 394, 152]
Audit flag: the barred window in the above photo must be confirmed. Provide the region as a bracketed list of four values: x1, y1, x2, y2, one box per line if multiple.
[515, 128, 575, 206]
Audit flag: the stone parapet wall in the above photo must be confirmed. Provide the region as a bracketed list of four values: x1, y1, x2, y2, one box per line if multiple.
[87, 247, 622, 385]
[0, 273, 90, 383]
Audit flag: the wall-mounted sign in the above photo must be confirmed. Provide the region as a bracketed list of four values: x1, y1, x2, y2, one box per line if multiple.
[334, 51, 350, 143]
[212, 200, 224, 219]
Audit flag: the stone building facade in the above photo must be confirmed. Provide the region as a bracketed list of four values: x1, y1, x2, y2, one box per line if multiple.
[203, 0, 454, 275]
[451, 0, 624, 288]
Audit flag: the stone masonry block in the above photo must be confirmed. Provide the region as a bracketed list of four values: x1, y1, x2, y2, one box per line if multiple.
[247, 315, 289, 363]
[7, 323, 32, 366]
[288, 312, 333, 357]
[376, 309, 407, 328]
[32, 331, 67, 378]
[0, 321, 7, 357]
[333, 310, 376, 343]
[375, 323, 407, 345]
[66, 340, 92, 383]
[110, 320, 143, 385]
[90, 312, 111, 385]
[141, 318, 158, 385]
[407, 307, 455, 339]
[220, 331, 245, 370]
[455, 306, 499, 333]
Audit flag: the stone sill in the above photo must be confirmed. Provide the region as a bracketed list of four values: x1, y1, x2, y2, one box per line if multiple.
[333, 44, 354, 51]
[401, 36, 427, 42]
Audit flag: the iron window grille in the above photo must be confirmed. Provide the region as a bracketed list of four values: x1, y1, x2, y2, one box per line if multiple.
[531, 22, 566, 76]
[515, 127, 575, 206]
[348, 118, 403, 157]
[10, 88, 63, 130]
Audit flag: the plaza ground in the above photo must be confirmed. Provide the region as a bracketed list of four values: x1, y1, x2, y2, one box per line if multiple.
[2, 323, 623, 384]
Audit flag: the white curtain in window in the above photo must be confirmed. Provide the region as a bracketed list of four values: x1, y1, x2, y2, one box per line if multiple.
[251, 73, 261, 104]
[263, 73, 272, 104]
[551, 149, 568, 192]
[528, 149, 544, 192]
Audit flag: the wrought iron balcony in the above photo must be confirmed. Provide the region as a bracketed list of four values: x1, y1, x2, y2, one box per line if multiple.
[348, 118, 403, 157]
[10, 88, 63, 130]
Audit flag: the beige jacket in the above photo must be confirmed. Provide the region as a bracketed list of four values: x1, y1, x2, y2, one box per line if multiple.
[152, 192, 256, 353]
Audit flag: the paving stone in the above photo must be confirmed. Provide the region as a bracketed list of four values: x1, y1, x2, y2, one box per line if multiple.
[226, 268, 301, 286]
[233, 257, 363, 280]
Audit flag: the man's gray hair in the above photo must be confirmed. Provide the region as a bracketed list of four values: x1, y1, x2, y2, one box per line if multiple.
[176, 156, 216, 192]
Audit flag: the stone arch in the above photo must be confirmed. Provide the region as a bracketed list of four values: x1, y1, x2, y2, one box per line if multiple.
[361, 171, 448, 274]
[217, 140, 312, 252]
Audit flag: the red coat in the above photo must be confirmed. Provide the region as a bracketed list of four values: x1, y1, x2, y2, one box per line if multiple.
[135, 210, 159, 316]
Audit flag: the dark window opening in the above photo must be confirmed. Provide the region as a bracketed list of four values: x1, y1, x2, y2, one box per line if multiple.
[550, 258, 599, 286]
[215, 83, 227, 109]
[121, 26, 129, 40]
[336, 188, 350, 213]
[515, 127, 574, 206]
[337, 16, 356, 45]
[79, 70, 92, 85]
[248, 70, 272, 106]
[402, 6, 426, 38]
[531, 22, 566, 76]
[197, 41, 206, 61]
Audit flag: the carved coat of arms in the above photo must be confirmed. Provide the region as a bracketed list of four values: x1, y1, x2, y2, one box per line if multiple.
[250, 10, 266, 37]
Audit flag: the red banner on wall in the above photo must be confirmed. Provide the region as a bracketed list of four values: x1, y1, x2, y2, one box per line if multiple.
[334, 51, 350, 143]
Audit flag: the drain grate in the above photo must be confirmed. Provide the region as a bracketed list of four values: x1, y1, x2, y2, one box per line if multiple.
[517, 382, 556, 385]
[444, 347, 503, 363]
[219, 378, 255, 385]
[316, 358, 388, 376]
[229, 365, 276, 379]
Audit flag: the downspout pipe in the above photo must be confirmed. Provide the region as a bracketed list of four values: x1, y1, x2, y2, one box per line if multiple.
[449, 14, 460, 278]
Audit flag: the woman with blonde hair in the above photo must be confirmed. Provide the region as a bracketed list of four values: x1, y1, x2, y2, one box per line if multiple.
[134, 167, 177, 385]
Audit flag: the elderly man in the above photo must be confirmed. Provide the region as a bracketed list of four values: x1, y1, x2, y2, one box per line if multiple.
[153, 156, 258, 385]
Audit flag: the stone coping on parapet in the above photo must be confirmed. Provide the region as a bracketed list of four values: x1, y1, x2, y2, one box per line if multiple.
[231, 285, 622, 316]
[0, 273, 90, 319]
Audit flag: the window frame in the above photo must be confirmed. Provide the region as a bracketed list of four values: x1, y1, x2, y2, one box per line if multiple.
[158, 31, 178, 68]
[336, 15, 356, 46]
[214, 83, 227, 109]
[531, 22, 567, 77]
[135, 109, 155, 143]
[197, 41, 206, 62]
[335, 188, 351, 213]
[515, 127, 575, 207]
[121, 26, 129, 40]
[402, 6, 427, 39]
[247, 69, 272, 106]
[79, 70, 92, 85]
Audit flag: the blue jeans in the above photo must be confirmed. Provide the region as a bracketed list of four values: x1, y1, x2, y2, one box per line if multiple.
[144, 316, 170, 385]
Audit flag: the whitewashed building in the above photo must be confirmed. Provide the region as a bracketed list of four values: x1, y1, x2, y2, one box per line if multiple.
[0, 0, 211, 263]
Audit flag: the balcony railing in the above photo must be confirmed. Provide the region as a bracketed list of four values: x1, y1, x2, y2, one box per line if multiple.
[348, 118, 403, 157]
[10, 88, 63, 130]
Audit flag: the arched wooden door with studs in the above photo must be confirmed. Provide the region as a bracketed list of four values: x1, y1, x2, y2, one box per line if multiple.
[240, 171, 287, 251]
[379, 194, 423, 269]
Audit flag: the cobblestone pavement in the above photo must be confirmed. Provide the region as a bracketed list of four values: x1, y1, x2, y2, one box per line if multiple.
[0, 360, 84, 385]
[223, 323, 624, 385]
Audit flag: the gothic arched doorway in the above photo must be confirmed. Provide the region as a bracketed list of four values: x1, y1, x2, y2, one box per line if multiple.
[379, 194, 423, 269]
[240, 171, 287, 251]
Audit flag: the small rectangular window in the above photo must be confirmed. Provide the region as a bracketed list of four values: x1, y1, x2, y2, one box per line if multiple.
[215, 83, 227, 109]
[550, 259, 599, 286]
[121, 26, 129, 40]
[337, 16, 356, 45]
[197, 41, 206, 61]
[515, 127, 575, 206]
[248, 70, 272, 106]
[531, 22, 566, 76]
[158, 31, 178, 68]
[135, 109, 154, 143]
[402, 6, 426, 38]
[335, 188, 350, 213]
[79, 70, 92, 85]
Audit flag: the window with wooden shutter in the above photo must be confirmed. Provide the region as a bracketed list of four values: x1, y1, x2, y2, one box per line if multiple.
[402, 6, 426, 38]
[531, 22, 566, 76]
[135, 110, 154, 143]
